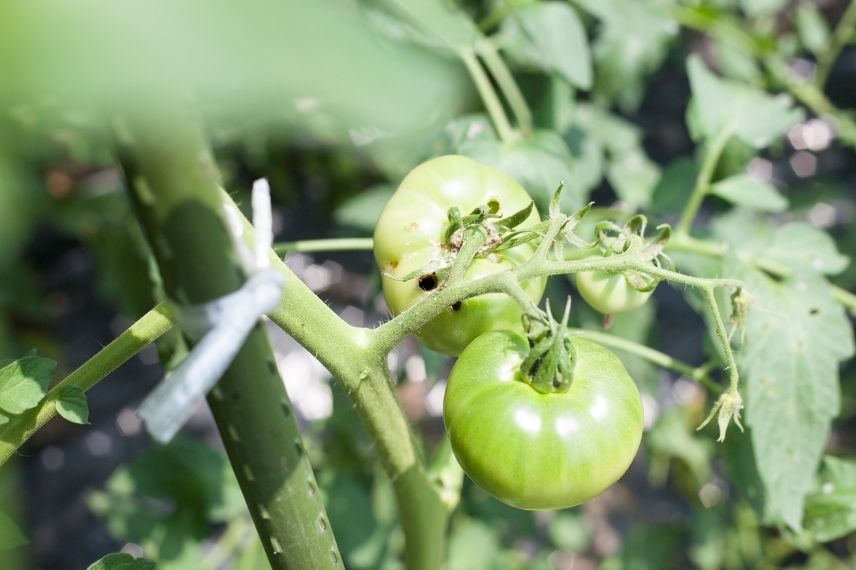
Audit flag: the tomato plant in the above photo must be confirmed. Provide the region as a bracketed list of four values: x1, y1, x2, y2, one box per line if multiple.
[373, 155, 545, 355]
[575, 270, 653, 314]
[443, 330, 643, 510]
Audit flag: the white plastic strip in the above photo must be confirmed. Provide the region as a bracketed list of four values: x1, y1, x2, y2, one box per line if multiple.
[138, 178, 283, 443]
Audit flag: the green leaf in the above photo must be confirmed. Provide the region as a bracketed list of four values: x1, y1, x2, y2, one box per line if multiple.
[0, 510, 27, 550]
[0, 356, 55, 415]
[55, 385, 90, 425]
[725, 262, 855, 529]
[458, 130, 585, 211]
[687, 55, 803, 148]
[712, 37, 761, 83]
[574, 0, 677, 111]
[87, 553, 156, 570]
[563, 126, 605, 195]
[447, 518, 500, 569]
[740, 0, 788, 17]
[606, 148, 661, 210]
[712, 210, 850, 275]
[500, 2, 592, 89]
[795, 2, 830, 56]
[89, 439, 245, 567]
[804, 456, 856, 542]
[373, 0, 478, 51]
[650, 157, 698, 214]
[334, 185, 394, 233]
[709, 174, 788, 212]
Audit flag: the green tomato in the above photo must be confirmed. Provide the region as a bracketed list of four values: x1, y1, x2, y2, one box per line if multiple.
[373, 155, 545, 356]
[443, 330, 643, 510]
[575, 270, 653, 315]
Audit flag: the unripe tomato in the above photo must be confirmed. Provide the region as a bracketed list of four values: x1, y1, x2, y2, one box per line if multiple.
[443, 331, 643, 510]
[575, 270, 652, 315]
[373, 155, 545, 356]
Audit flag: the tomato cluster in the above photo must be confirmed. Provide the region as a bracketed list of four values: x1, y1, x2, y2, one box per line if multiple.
[373, 155, 645, 510]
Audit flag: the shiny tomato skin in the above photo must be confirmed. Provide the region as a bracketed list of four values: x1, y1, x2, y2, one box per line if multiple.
[443, 331, 644, 510]
[373, 155, 545, 356]
[575, 270, 653, 315]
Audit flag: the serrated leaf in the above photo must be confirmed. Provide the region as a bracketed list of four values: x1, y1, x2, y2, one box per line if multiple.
[55, 385, 89, 425]
[804, 456, 856, 542]
[500, 2, 592, 89]
[710, 174, 788, 212]
[0, 510, 27, 550]
[712, 210, 850, 275]
[0, 356, 55, 415]
[86, 553, 156, 570]
[687, 55, 803, 148]
[795, 2, 830, 56]
[726, 262, 855, 529]
[458, 130, 585, 211]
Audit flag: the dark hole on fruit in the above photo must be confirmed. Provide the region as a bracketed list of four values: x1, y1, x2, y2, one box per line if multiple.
[809, 307, 819, 315]
[553, 378, 561, 388]
[418, 274, 438, 291]
[451, 301, 462, 311]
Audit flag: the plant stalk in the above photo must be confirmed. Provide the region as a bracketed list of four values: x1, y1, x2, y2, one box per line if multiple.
[0, 303, 175, 466]
[115, 108, 342, 570]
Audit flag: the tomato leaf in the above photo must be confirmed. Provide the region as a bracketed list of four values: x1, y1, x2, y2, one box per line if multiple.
[687, 55, 803, 148]
[803, 456, 856, 542]
[0, 509, 27, 550]
[0, 356, 55, 415]
[724, 261, 854, 529]
[712, 210, 850, 276]
[55, 385, 90, 425]
[458, 130, 584, 212]
[573, 0, 676, 111]
[709, 174, 788, 212]
[499, 2, 592, 89]
[86, 553, 156, 570]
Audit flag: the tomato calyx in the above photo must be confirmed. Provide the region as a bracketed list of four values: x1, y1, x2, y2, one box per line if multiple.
[386, 200, 539, 288]
[519, 299, 576, 394]
[591, 214, 675, 294]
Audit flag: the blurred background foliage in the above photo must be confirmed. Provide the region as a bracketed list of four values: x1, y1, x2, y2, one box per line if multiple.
[0, 0, 855, 568]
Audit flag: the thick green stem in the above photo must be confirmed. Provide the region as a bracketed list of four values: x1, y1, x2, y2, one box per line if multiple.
[675, 124, 735, 237]
[273, 237, 373, 255]
[115, 109, 342, 570]
[476, 38, 533, 135]
[814, 0, 856, 89]
[572, 328, 722, 394]
[459, 47, 516, 143]
[222, 192, 449, 570]
[0, 303, 175, 466]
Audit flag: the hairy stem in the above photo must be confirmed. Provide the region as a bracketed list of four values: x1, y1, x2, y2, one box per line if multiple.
[459, 47, 516, 143]
[476, 38, 533, 135]
[675, 123, 735, 236]
[0, 303, 175, 466]
[222, 192, 449, 570]
[116, 109, 342, 570]
[571, 328, 723, 394]
[704, 287, 740, 391]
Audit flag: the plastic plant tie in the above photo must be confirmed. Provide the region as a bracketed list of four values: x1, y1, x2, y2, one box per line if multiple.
[137, 179, 284, 443]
